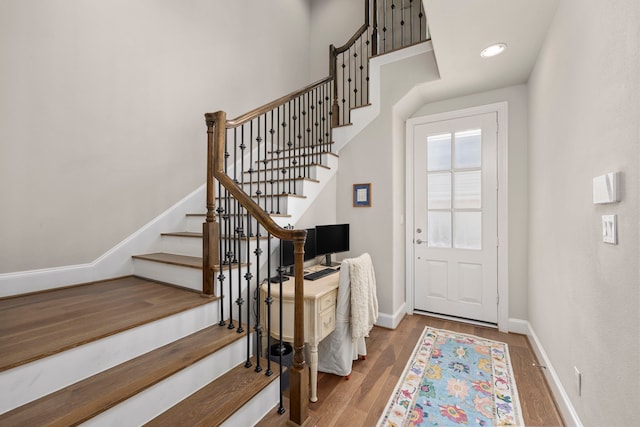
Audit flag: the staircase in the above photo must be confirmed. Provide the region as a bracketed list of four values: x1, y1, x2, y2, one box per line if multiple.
[0, 1, 429, 425]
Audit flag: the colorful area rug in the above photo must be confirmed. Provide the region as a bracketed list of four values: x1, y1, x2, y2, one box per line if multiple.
[377, 327, 524, 427]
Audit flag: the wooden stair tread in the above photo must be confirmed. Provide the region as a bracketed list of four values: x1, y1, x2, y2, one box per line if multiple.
[146, 357, 279, 427]
[255, 152, 338, 163]
[0, 325, 247, 426]
[132, 253, 249, 272]
[132, 252, 202, 269]
[216, 193, 306, 200]
[268, 141, 334, 154]
[332, 122, 353, 128]
[240, 177, 321, 185]
[186, 212, 292, 219]
[243, 163, 331, 174]
[0, 276, 213, 372]
[161, 231, 202, 238]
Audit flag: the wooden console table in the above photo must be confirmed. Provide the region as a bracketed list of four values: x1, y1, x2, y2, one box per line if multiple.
[260, 268, 339, 402]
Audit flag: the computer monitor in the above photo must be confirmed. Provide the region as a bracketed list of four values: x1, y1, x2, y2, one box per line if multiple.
[280, 228, 316, 269]
[315, 223, 350, 266]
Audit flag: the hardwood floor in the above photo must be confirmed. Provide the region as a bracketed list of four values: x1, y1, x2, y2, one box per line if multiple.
[0, 276, 214, 371]
[257, 314, 564, 427]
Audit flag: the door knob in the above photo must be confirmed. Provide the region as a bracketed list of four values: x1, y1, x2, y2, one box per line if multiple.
[416, 239, 423, 244]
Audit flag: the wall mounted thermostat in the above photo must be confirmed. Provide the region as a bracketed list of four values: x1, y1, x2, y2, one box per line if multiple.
[593, 172, 619, 204]
[602, 214, 617, 244]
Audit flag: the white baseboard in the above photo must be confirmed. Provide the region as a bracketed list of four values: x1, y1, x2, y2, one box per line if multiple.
[376, 302, 407, 329]
[511, 318, 583, 427]
[0, 185, 205, 298]
[506, 317, 530, 335]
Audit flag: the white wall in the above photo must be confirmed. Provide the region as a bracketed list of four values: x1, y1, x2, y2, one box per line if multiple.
[336, 51, 440, 317]
[528, 0, 640, 425]
[411, 85, 530, 320]
[0, 0, 312, 274]
[309, 0, 365, 81]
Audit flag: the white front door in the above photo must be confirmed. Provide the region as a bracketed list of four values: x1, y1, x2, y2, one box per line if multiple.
[412, 112, 498, 323]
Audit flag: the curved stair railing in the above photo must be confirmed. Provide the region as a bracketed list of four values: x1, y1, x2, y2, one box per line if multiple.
[202, 1, 429, 425]
[203, 77, 334, 425]
[331, 0, 428, 126]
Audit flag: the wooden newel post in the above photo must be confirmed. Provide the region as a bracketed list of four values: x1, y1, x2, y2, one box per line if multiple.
[202, 112, 225, 296]
[329, 44, 340, 128]
[289, 233, 309, 426]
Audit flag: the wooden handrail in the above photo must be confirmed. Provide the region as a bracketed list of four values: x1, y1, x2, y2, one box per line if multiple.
[205, 111, 309, 425]
[227, 76, 332, 128]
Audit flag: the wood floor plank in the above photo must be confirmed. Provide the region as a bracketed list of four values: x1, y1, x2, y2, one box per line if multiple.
[256, 314, 564, 427]
[0, 325, 246, 426]
[145, 357, 279, 427]
[0, 276, 215, 371]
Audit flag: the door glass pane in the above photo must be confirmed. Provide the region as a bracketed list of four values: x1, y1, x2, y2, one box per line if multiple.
[427, 133, 451, 171]
[454, 129, 481, 169]
[428, 173, 451, 209]
[454, 211, 482, 250]
[454, 170, 481, 209]
[428, 211, 451, 248]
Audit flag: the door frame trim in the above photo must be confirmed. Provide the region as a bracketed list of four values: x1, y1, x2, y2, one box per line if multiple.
[405, 102, 509, 332]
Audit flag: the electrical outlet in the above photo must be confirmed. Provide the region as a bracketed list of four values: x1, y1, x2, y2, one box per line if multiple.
[574, 366, 582, 396]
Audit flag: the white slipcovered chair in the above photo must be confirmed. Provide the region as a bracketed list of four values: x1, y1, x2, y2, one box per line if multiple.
[316, 253, 378, 378]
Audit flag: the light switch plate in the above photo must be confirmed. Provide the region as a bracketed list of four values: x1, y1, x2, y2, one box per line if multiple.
[593, 172, 619, 204]
[602, 214, 617, 244]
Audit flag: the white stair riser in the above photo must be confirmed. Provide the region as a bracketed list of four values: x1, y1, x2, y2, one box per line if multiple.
[221, 379, 280, 427]
[254, 152, 332, 167]
[186, 215, 206, 233]
[84, 334, 253, 426]
[187, 215, 291, 234]
[245, 166, 321, 181]
[0, 303, 218, 415]
[240, 179, 308, 196]
[216, 196, 296, 216]
[132, 259, 202, 291]
[161, 235, 202, 257]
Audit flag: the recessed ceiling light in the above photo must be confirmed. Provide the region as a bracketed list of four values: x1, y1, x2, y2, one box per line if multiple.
[480, 43, 507, 58]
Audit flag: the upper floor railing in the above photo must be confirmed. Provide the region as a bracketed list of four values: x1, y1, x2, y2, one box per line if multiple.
[331, 0, 429, 126]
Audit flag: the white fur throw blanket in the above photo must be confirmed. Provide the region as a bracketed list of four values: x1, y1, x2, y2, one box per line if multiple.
[349, 253, 378, 340]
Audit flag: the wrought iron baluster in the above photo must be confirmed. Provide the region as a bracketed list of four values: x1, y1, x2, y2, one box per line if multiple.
[236, 210, 244, 334]
[277, 239, 285, 414]
[226, 186, 234, 330]
[341, 52, 346, 125]
[409, 0, 413, 44]
[217, 180, 226, 327]
[263, 113, 269, 213]
[269, 110, 275, 214]
[294, 97, 300, 181]
[359, 35, 363, 107]
[277, 105, 283, 207]
[265, 233, 272, 376]
[306, 90, 312, 170]
[401, 0, 405, 47]
[287, 100, 294, 195]
[383, 0, 388, 53]
[312, 88, 318, 166]
[254, 222, 263, 373]
[254, 116, 262, 213]
[243, 211, 252, 366]
[372, 0, 379, 55]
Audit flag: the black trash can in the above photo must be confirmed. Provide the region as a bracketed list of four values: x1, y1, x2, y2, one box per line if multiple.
[269, 342, 293, 389]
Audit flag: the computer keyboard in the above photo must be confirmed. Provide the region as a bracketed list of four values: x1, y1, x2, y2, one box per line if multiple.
[304, 268, 338, 281]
